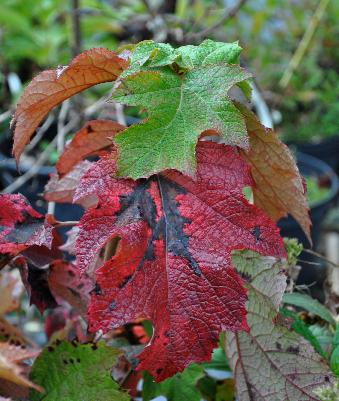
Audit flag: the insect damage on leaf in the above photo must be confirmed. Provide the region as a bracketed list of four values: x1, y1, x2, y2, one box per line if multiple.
[75, 140, 286, 381]
[30, 340, 129, 401]
[0, 194, 53, 267]
[112, 40, 252, 179]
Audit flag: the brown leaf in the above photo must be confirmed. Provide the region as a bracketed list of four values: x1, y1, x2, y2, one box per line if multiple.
[237, 104, 311, 243]
[0, 343, 41, 392]
[11, 48, 128, 161]
[48, 261, 92, 315]
[44, 160, 93, 206]
[56, 120, 123, 176]
[0, 271, 23, 315]
[0, 318, 32, 348]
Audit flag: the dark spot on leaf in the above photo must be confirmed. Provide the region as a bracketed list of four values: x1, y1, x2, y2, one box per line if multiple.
[87, 124, 94, 133]
[77, 358, 81, 363]
[276, 342, 282, 350]
[91, 282, 102, 295]
[69, 358, 74, 364]
[251, 226, 261, 241]
[55, 339, 61, 346]
[48, 346, 54, 352]
[91, 343, 98, 351]
[324, 375, 330, 382]
[109, 300, 116, 311]
[156, 368, 163, 375]
[286, 345, 299, 354]
[63, 359, 68, 365]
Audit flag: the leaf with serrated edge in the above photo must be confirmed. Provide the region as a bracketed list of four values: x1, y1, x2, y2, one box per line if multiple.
[11, 49, 127, 162]
[75, 141, 285, 381]
[237, 104, 311, 242]
[225, 250, 332, 401]
[112, 42, 251, 178]
[29, 341, 129, 401]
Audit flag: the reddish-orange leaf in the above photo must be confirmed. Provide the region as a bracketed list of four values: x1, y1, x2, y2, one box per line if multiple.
[56, 120, 123, 176]
[11, 48, 128, 162]
[238, 105, 311, 243]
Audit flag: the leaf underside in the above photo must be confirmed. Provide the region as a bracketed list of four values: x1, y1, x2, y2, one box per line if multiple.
[225, 251, 332, 401]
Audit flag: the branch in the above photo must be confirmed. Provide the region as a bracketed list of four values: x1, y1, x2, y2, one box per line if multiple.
[279, 0, 330, 89]
[185, 0, 248, 42]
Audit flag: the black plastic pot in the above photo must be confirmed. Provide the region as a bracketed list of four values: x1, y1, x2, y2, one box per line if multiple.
[278, 152, 339, 294]
[288, 135, 339, 175]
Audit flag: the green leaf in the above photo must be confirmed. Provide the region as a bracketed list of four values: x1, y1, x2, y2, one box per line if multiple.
[225, 250, 332, 401]
[113, 40, 251, 179]
[280, 308, 328, 359]
[330, 324, 339, 375]
[216, 379, 235, 401]
[143, 364, 204, 401]
[30, 341, 129, 401]
[283, 293, 336, 327]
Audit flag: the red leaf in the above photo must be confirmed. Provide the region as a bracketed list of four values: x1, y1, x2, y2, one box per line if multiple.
[11, 49, 128, 162]
[56, 120, 123, 176]
[0, 194, 53, 265]
[76, 141, 286, 381]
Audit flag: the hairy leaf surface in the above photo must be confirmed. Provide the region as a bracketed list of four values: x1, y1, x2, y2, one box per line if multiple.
[225, 251, 332, 401]
[56, 120, 123, 176]
[75, 141, 285, 381]
[30, 341, 128, 401]
[11, 49, 127, 161]
[112, 43, 251, 178]
[0, 194, 53, 265]
[238, 105, 311, 241]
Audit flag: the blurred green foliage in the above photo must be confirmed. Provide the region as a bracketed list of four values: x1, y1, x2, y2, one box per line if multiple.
[1, 0, 338, 142]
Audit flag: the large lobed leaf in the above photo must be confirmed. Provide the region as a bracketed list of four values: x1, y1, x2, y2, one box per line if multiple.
[225, 251, 332, 401]
[238, 105, 311, 241]
[30, 341, 129, 401]
[75, 140, 285, 381]
[0, 194, 53, 268]
[11, 49, 128, 162]
[112, 40, 251, 179]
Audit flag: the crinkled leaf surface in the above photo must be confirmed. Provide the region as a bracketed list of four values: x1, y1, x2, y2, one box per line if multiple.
[75, 141, 285, 381]
[11, 49, 127, 161]
[0, 194, 53, 264]
[112, 41, 251, 179]
[143, 364, 204, 401]
[122, 39, 242, 74]
[56, 120, 123, 176]
[237, 104, 311, 242]
[225, 251, 332, 401]
[30, 341, 128, 401]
